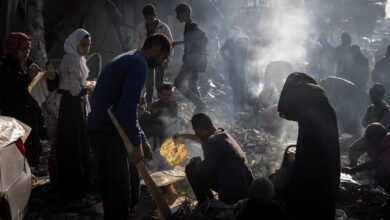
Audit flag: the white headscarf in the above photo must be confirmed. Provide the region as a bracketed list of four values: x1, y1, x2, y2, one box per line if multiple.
[64, 28, 90, 56]
[63, 29, 90, 77]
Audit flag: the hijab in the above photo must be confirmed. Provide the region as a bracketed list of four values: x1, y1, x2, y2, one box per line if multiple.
[63, 29, 90, 78]
[5, 32, 31, 73]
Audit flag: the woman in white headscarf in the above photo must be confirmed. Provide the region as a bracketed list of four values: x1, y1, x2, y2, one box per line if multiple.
[56, 29, 94, 201]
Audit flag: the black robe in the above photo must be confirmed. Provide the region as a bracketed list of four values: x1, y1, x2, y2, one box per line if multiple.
[0, 56, 43, 165]
[278, 72, 340, 220]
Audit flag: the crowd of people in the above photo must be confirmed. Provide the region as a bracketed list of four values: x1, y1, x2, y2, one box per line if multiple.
[1, 2, 390, 220]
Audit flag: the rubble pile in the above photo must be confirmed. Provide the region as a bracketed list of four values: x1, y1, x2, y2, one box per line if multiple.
[224, 113, 288, 178]
[26, 91, 374, 219]
[339, 173, 388, 219]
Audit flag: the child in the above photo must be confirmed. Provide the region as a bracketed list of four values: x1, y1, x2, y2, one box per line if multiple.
[150, 83, 179, 119]
[141, 83, 182, 150]
[362, 83, 390, 130]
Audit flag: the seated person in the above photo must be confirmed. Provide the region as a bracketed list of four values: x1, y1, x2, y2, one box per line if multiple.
[175, 113, 254, 205]
[234, 177, 287, 220]
[344, 123, 390, 216]
[362, 83, 390, 130]
[348, 123, 382, 167]
[140, 84, 181, 149]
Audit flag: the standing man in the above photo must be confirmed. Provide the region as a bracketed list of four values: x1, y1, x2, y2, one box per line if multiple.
[335, 32, 353, 81]
[135, 4, 173, 108]
[317, 33, 335, 78]
[87, 34, 171, 220]
[174, 3, 208, 113]
[221, 26, 249, 107]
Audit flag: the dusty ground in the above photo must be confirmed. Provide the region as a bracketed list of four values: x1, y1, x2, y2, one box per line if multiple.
[25, 88, 385, 219]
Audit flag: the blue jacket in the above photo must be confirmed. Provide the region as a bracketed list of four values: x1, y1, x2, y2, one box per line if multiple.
[88, 50, 147, 146]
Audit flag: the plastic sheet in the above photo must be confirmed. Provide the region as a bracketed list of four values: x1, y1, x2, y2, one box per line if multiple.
[0, 116, 31, 148]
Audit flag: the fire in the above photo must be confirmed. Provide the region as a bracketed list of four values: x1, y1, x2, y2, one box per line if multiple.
[159, 138, 187, 166]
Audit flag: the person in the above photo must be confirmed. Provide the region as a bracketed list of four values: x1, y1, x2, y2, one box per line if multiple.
[350, 45, 369, 94]
[372, 45, 390, 104]
[220, 27, 249, 107]
[335, 32, 353, 81]
[175, 113, 254, 205]
[348, 123, 387, 167]
[361, 83, 390, 130]
[278, 72, 340, 220]
[135, 4, 173, 107]
[350, 45, 370, 119]
[344, 123, 390, 217]
[204, 24, 224, 88]
[317, 33, 335, 78]
[258, 61, 293, 109]
[173, 3, 208, 113]
[150, 83, 179, 119]
[374, 38, 389, 61]
[56, 28, 95, 201]
[140, 83, 181, 149]
[87, 34, 171, 219]
[234, 177, 287, 220]
[0, 32, 56, 166]
[206, 24, 220, 69]
[319, 76, 360, 135]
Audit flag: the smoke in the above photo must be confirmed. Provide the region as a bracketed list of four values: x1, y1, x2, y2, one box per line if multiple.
[247, 1, 311, 96]
[387, 0, 390, 18]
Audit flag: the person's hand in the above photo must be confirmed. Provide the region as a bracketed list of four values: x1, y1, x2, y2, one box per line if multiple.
[84, 81, 96, 90]
[162, 61, 169, 69]
[28, 63, 42, 78]
[172, 133, 185, 143]
[138, 105, 147, 117]
[146, 102, 152, 112]
[131, 145, 144, 164]
[45, 71, 57, 80]
[142, 141, 153, 159]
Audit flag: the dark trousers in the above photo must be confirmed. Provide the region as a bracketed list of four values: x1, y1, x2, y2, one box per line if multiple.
[174, 64, 205, 109]
[185, 161, 216, 204]
[145, 65, 164, 104]
[56, 92, 88, 200]
[88, 129, 139, 220]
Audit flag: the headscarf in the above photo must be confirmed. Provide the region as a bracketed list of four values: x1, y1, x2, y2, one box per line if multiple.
[63, 29, 90, 77]
[278, 72, 328, 121]
[5, 32, 31, 73]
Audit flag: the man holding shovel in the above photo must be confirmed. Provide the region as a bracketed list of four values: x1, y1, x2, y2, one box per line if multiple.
[88, 34, 171, 220]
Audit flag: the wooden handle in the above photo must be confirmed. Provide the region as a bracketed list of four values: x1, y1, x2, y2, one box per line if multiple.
[107, 108, 172, 219]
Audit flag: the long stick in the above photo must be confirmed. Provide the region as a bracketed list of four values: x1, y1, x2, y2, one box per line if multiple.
[107, 108, 172, 219]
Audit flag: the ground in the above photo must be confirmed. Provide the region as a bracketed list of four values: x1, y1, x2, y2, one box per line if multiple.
[25, 89, 386, 219]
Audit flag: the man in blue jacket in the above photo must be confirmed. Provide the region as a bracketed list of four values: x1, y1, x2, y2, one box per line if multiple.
[88, 34, 171, 220]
